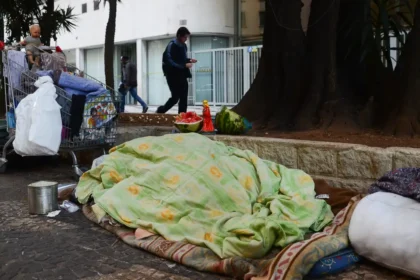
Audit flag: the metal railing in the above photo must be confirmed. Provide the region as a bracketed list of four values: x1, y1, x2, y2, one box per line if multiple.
[190, 45, 262, 106]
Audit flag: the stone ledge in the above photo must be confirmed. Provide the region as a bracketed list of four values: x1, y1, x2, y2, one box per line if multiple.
[388, 147, 420, 169]
[116, 126, 420, 192]
[337, 148, 393, 180]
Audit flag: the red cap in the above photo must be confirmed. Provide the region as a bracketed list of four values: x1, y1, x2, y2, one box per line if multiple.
[55, 46, 62, 52]
[0, 41, 4, 51]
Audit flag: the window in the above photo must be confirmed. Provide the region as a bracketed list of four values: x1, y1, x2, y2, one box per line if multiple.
[94, 1, 100, 11]
[259, 11, 265, 27]
[241, 12, 247, 28]
[82, 3, 87, 13]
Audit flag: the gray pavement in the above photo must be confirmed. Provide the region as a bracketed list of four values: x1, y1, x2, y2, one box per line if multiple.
[0, 155, 228, 280]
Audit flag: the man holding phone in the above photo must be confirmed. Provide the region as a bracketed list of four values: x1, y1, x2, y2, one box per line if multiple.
[157, 27, 197, 114]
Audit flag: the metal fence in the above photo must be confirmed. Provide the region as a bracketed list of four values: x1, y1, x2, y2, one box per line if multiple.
[190, 45, 262, 106]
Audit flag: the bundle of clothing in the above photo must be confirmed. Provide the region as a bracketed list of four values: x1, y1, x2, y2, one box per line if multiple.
[74, 133, 367, 279]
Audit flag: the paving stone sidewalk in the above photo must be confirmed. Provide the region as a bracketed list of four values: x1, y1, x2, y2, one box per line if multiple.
[0, 156, 228, 280]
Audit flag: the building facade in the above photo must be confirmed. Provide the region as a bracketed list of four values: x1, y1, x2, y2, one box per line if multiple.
[239, 0, 265, 46]
[55, 0, 236, 105]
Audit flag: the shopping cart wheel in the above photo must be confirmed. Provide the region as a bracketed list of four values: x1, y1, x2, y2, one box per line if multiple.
[0, 136, 14, 174]
[69, 150, 90, 179]
[0, 159, 7, 174]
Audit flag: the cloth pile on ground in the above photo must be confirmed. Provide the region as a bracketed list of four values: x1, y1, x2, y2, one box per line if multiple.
[368, 167, 420, 201]
[76, 133, 334, 259]
[74, 133, 376, 279]
[73, 134, 420, 279]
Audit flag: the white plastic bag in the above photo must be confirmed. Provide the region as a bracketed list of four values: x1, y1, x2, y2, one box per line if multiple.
[13, 76, 62, 156]
[29, 77, 62, 152]
[59, 200, 79, 213]
[13, 94, 35, 155]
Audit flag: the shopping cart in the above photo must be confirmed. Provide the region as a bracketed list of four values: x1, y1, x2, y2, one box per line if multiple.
[0, 46, 120, 176]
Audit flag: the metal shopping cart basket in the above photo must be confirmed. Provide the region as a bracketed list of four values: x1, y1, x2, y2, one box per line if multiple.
[0, 46, 120, 176]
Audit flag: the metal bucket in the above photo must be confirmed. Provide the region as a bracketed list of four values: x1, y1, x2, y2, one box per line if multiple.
[28, 181, 59, 215]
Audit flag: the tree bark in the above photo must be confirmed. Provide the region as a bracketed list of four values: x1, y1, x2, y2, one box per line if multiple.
[233, 0, 305, 129]
[0, 60, 5, 117]
[320, 0, 377, 132]
[293, 0, 341, 130]
[104, 0, 117, 94]
[40, 0, 54, 45]
[383, 0, 420, 136]
[233, 0, 340, 130]
[234, 0, 420, 137]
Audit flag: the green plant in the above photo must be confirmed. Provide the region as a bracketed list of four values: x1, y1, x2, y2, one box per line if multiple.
[0, 0, 77, 44]
[365, 0, 414, 68]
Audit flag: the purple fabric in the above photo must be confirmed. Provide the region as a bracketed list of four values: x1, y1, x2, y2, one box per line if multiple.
[369, 168, 420, 202]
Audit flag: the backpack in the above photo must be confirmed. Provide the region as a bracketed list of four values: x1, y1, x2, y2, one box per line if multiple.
[162, 45, 169, 76]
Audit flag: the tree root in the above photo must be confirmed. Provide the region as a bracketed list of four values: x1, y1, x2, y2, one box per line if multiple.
[385, 115, 420, 137]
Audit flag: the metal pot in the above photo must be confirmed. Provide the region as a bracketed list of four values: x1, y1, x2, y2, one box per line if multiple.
[28, 181, 59, 215]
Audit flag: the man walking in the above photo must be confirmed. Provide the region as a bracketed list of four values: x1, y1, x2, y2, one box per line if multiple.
[119, 56, 148, 113]
[157, 27, 197, 114]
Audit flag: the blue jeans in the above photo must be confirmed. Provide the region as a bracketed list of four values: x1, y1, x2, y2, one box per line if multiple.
[119, 87, 147, 112]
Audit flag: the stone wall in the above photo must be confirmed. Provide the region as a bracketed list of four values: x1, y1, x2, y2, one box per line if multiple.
[117, 126, 420, 193]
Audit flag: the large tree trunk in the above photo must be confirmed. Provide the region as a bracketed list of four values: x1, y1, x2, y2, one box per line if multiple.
[233, 0, 306, 129]
[234, 0, 420, 137]
[0, 20, 5, 117]
[233, 0, 341, 130]
[0, 61, 5, 117]
[383, 0, 420, 136]
[293, 0, 341, 130]
[104, 0, 117, 94]
[40, 0, 54, 46]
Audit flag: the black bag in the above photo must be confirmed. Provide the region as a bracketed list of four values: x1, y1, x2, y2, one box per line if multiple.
[162, 48, 169, 76]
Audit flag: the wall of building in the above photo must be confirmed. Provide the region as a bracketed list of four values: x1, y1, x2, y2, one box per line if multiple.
[240, 0, 265, 45]
[54, 0, 235, 49]
[52, 0, 236, 105]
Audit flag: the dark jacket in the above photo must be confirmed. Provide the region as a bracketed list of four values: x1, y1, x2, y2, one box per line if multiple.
[121, 62, 137, 87]
[162, 39, 192, 79]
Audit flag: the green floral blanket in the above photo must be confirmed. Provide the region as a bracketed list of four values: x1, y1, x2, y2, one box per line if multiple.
[76, 133, 333, 259]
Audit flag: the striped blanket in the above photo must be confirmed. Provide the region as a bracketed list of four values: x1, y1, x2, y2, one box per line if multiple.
[82, 195, 363, 279]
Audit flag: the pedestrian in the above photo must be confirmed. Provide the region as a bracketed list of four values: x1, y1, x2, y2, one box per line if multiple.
[157, 27, 197, 114]
[119, 56, 148, 113]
